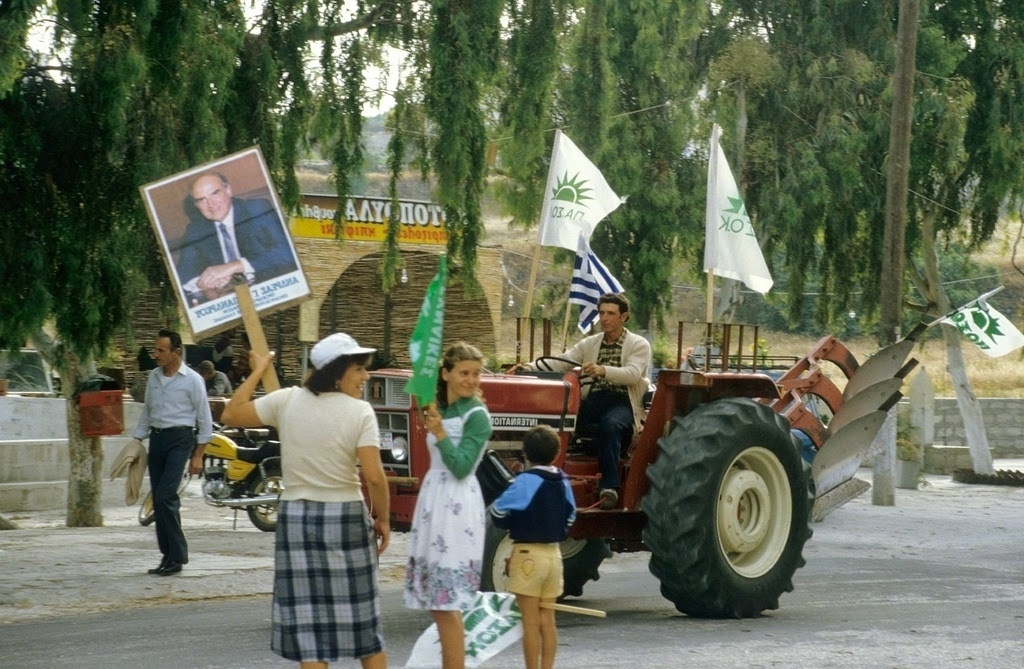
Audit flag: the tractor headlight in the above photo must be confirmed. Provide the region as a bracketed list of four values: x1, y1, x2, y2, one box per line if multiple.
[389, 436, 408, 463]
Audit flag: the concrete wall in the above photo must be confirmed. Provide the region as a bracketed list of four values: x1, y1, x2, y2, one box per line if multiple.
[1, 396, 144, 513]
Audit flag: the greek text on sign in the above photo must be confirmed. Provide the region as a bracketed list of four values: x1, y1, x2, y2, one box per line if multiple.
[290, 194, 448, 245]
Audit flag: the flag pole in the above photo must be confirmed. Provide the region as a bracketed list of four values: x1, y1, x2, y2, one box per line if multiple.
[705, 271, 715, 323]
[522, 243, 542, 318]
[925, 285, 1004, 327]
[559, 299, 572, 351]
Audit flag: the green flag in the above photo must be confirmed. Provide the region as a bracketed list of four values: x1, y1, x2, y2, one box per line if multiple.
[405, 254, 447, 406]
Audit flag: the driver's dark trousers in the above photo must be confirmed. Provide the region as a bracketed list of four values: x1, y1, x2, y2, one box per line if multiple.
[148, 427, 194, 564]
[578, 390, 633, 490]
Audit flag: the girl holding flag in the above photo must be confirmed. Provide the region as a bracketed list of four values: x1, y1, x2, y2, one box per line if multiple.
[404, 342, 493, 669]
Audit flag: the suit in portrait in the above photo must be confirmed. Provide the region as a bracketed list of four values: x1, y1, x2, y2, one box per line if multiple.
[175, 196, 298, 305]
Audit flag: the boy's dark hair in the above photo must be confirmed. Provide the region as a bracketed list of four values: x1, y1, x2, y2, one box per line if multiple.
[523, 425, 560, 466]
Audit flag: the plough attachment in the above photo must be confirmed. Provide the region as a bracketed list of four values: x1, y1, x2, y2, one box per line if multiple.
[772, 324, 925, 520]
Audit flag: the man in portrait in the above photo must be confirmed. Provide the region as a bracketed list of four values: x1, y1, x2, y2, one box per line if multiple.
[176, 172, 298, 305]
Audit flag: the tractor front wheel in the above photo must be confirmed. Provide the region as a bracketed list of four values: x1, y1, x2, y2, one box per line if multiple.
[481, 517, 611, 599]
[641, 398, 812, 618]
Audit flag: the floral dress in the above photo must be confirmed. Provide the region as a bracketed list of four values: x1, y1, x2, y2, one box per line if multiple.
[404, 397, 492, 611]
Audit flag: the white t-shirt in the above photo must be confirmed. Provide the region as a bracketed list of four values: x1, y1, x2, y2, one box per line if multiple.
[254, 386, 380, 503]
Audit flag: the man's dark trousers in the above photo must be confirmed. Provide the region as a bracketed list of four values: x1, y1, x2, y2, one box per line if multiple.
[148, 427, 194, 563]
[578, 390, 633, 490]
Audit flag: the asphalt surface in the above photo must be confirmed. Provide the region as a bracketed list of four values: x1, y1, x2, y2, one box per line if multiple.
[2, 461, 1022, 626]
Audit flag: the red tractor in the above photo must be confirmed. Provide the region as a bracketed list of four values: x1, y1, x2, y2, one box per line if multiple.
[366, 323, 920, 619]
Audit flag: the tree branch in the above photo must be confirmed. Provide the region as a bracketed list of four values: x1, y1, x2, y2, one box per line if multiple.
[303, 0, 403, 42]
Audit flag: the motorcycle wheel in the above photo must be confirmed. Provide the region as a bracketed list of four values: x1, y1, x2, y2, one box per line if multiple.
[137, 492, 155, 526]
[246, 463, 283, 533]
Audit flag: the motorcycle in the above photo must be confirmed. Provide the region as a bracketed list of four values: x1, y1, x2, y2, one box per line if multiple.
[135, 425, 283, 531]
[201, 425, 284, 532]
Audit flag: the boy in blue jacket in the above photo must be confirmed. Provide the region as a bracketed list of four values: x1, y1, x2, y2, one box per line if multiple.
[490, 425, 576, 669]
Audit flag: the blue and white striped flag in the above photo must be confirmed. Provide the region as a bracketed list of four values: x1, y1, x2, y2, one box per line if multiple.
[569, 234, 623, 333]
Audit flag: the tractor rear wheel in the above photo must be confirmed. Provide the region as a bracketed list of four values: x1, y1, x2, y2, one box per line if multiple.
[641, 398, 812, 618]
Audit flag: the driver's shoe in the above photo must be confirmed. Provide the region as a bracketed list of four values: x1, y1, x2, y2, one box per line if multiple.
[599, 488, 618, 510]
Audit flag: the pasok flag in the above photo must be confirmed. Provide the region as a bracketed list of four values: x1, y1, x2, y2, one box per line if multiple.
[405, 254, 447, 406]
[569, 234, 624, 333]
[941, 291, 1024, 358]
[703, 124, 773, 294]
[536, 130, 624, 251]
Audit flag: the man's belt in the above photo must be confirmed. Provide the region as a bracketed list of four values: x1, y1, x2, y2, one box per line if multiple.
[150, 426, 193, 434]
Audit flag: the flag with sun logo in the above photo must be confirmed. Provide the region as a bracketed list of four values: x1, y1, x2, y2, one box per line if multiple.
[704, 124, 773, 294]
[939, 288, 1024, 357]
[537, 130, 624, 251]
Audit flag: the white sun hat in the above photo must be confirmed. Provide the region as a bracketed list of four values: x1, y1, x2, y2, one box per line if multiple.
[310, 333, 376, 369]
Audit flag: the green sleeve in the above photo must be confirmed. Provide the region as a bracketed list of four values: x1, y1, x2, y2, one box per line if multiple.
[435, 402, 492, 479]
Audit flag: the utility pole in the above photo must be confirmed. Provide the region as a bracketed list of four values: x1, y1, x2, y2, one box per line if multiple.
[874, 0, 921, 506]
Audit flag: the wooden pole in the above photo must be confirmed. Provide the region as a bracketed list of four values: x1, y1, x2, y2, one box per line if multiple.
[234, 283, 280, 391]
[522, 243, 543, 318]
[705, 271, 715, 323]
[539, 602, 607, 618]
[559, 300, 572, 351]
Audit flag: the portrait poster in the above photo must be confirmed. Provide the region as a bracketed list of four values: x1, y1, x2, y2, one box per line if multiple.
[140, 147, 310, 339]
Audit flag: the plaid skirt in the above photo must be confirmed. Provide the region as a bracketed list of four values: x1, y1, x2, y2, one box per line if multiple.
[271, 500, 385, 662]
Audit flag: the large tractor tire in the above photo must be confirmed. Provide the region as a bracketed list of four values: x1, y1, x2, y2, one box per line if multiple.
[641, 398, 812, 618]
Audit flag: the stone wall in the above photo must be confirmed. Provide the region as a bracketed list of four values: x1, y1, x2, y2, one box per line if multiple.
[932, 398, 1024, 457]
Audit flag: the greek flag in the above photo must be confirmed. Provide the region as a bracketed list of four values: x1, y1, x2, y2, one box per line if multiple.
[569, 234, 623, 333]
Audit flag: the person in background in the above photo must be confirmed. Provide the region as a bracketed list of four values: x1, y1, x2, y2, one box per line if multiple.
[404, 342, 493, 669]
[197, 360, 232, 396]
[512, 293, 650, 509]
[211, 335, 235, 374]
[490, 425, 576, 669]
[129, 329, 212, 576]
[221, 333, 390, 669]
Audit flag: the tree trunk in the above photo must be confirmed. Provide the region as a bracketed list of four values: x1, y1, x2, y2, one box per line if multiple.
[916, 210, 995, 477]
[59, 345, 105, 527]
[941, 325, 995, 474]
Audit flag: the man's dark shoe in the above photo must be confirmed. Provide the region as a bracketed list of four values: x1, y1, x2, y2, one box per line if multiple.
[157, 561, 183, 576]
[147, 557, 169, 575]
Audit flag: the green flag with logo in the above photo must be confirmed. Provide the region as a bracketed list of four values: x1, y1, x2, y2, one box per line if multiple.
[405, 254, 447, 406]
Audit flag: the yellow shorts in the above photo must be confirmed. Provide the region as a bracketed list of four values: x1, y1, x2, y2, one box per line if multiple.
[506, 543, 563, 599]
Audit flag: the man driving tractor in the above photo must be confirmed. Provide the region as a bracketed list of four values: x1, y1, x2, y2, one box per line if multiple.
[513, 293, 651, 509]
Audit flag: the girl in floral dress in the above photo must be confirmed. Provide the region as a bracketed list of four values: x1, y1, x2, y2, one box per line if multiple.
[404, 342, 493, 669]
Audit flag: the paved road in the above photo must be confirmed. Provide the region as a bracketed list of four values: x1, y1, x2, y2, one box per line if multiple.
[1, 466, 1023, 667]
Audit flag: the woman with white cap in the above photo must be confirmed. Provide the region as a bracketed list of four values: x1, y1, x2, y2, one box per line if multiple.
[222, 333, 390, 669]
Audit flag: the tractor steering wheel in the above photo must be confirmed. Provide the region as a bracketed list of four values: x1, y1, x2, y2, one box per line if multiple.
[530, 356, 596, 390]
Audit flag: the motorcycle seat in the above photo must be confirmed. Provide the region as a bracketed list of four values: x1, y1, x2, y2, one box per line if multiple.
[235, 441, 281, 464]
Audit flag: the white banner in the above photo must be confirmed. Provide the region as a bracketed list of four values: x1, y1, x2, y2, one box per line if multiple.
[405, 592, 523, 669]
[703, 124, 773, 294]
[537, 130, 623, 251]
[940, 296, 1024, 357]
